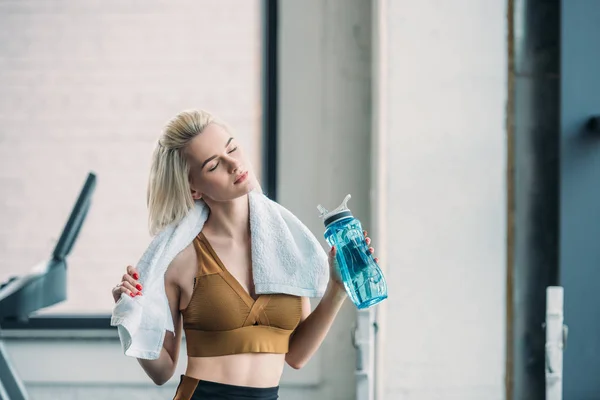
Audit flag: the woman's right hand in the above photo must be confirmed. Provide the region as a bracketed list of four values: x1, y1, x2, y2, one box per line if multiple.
[112, 265, 143, 303]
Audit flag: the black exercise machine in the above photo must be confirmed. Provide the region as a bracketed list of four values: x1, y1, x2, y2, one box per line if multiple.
[0, 172, 97, 400]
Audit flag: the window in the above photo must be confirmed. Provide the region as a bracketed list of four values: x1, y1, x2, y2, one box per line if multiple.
[0, 1, 272, 319]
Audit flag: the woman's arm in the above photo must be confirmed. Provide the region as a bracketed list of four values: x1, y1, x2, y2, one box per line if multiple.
[285, 282, 347, 370]
[136, 274, 184, 385]
[117, 243, 196, 385]
[285, 232, 377, 370]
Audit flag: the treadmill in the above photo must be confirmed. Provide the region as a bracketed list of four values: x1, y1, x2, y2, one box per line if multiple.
[0, 172, 97, 400]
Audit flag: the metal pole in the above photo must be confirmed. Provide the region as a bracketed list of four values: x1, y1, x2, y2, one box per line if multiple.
[545, 286, 567, 400]
[509, 0, 561, 398]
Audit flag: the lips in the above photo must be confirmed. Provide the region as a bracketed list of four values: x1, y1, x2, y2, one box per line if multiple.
[234, 171, 249, 184]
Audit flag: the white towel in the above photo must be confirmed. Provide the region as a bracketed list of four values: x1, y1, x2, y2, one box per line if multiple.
[110, 190, 329, 360]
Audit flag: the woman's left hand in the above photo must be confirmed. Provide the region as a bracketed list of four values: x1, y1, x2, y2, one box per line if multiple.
[328, 230, 379, 290]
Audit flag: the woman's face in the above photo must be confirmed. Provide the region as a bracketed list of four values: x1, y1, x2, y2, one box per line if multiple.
[185, 123, 257, 202]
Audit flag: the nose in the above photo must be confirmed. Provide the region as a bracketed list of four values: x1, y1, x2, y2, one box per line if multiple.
[226, 157, 241, 174]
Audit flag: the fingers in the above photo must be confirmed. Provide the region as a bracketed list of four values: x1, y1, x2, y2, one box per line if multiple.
[112, 265, 143, 302]
[122, 281, 142, 297]
[123, 265, 142, 294]
[112, 283, 128, 302]
[363, 231, 377, 260]
[122, 272, 141, 289]
[112, 281, 141, 299]
[328, 245, 337, 266]
[123, 265, 142, 289]
[126, 265, 140, 280]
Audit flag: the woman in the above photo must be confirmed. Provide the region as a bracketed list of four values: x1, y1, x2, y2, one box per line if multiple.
[111, 109, 378, 400]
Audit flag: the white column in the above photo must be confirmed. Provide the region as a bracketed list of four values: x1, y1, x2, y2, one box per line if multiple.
[373, 0, 508, 398]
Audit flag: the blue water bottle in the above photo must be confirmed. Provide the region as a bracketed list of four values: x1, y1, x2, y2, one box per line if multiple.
[317, 194, 388, 309]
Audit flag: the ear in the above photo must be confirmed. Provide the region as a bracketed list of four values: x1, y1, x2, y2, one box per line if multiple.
[191, 187, 202, 200]
[189, 180, 203, 200]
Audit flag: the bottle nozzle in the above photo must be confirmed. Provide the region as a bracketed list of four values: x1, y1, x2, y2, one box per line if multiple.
[329, 194, 351, 214]
[340, 194, 351, 210]
[317, 194, 353, 224]
[317, 204, 329, 219]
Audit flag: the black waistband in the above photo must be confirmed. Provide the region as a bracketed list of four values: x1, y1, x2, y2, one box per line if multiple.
[196, 378, 279, 396]
[176, 375, 279, 400]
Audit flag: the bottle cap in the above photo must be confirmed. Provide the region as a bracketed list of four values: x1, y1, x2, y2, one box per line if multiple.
[317, 194, 353, 227]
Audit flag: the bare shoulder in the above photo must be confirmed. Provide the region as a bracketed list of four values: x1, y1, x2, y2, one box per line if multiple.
[164, 241, 197, 286]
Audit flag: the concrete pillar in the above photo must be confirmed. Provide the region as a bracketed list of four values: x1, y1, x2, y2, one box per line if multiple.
[373, 1, 508, 398]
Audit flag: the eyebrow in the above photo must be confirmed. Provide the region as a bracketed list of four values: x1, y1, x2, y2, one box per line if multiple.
[200, 137, 234, 169]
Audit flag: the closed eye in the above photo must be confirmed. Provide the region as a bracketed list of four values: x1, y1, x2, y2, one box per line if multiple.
[207, 147, 237, 172]
[201, 137, 235, 171]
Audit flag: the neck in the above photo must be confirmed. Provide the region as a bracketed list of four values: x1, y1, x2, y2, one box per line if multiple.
[203, 194, 250, 240]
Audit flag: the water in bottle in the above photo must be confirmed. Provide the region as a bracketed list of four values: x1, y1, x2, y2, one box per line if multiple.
[317, 194, 388, 309]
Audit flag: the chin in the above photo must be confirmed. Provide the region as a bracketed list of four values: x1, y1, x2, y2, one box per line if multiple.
[245, 176, 258, 191]
[236, 181, 256, 196]
[224, 178, 257, 200]
[207, 177, 261, 203]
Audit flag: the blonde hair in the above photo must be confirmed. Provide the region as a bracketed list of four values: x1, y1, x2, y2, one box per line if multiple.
[147, 109, 224, 235]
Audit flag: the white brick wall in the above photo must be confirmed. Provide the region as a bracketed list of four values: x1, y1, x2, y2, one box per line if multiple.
[0, 0, 262, 313]
[377, 0, 508, 399]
